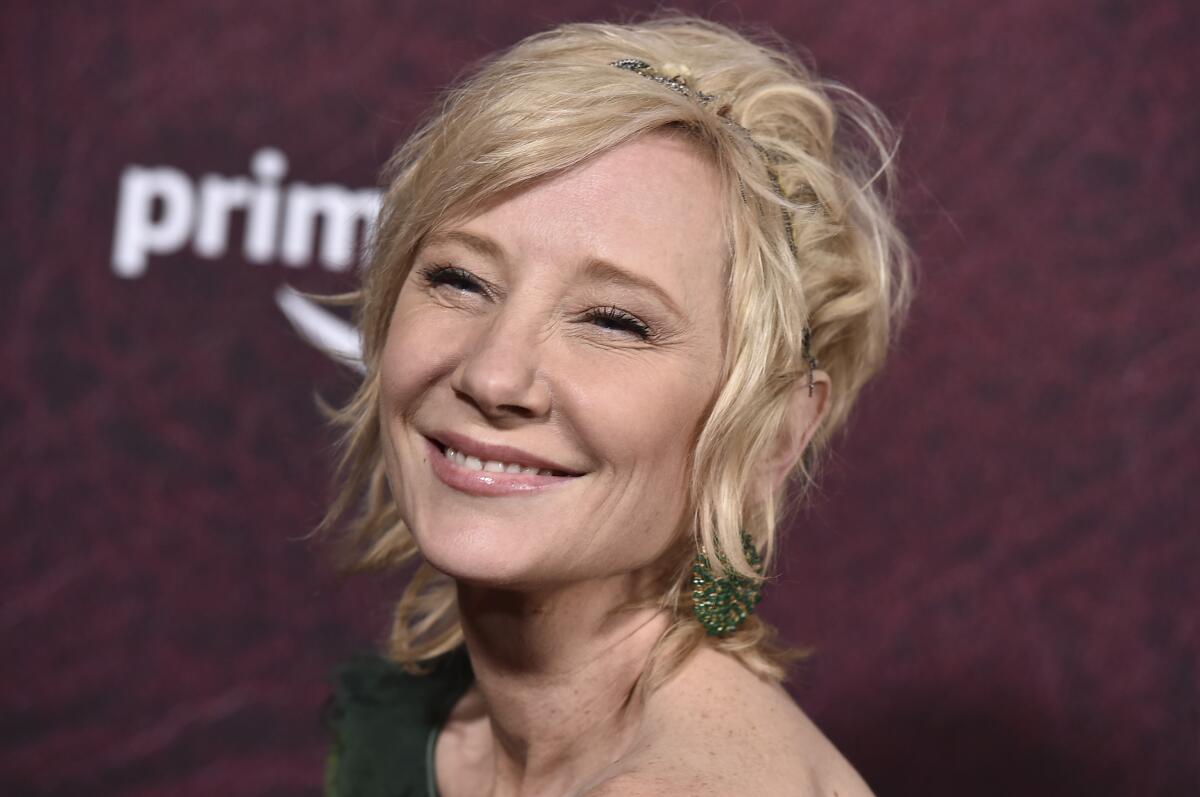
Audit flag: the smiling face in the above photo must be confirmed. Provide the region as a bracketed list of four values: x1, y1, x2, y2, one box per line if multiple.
[377, 132, 729, 589]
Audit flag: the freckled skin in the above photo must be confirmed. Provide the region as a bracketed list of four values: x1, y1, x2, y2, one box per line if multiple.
[378, 133, 871, 797]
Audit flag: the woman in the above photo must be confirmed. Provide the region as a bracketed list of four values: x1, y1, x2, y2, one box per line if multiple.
[321, 15, 911, 797]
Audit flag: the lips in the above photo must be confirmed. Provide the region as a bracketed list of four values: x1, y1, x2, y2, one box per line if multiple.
[425, 430, 586, 477]
[423, 435, 582, 497]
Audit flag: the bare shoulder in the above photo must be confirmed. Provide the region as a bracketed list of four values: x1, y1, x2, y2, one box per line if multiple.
[585, 647, 874, 797]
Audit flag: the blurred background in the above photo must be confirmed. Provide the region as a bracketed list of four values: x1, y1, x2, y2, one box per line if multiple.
[2, 1, 1196, 795]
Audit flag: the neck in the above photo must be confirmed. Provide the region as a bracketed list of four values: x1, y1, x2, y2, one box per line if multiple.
[457, 572, 670, 796]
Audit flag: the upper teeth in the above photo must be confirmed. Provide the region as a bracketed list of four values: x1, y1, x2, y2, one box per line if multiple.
[443, 446, 558, 476]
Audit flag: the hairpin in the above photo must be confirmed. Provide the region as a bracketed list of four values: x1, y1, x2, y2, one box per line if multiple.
[611, 57, 821, 396]
[802, 327, 819, 397]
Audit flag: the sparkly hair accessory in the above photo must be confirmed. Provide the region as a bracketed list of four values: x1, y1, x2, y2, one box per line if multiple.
[611, 57, 820, 395]
[611, 58, 715, 103]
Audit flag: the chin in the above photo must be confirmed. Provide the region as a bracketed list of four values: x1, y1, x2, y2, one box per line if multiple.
[411, 520, 550, 589]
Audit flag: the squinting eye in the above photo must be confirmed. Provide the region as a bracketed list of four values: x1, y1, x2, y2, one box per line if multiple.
[419, 264, 487, 295]
[586, 306, 652, 340]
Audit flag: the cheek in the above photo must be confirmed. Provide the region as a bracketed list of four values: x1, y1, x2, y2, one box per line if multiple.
[571, 358, 714, 491]
[563, 359, 716, 571]
[377, 298, 470, 533]
[378, 298, 458, 414]
[377, 299, 462, 494]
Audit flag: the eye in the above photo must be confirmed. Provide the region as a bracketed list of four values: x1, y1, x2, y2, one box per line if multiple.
[584, 305, 652, 340]
[418, 264, 489, 296]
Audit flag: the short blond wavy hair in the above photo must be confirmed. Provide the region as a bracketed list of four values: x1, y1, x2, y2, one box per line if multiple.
[320, 15, 912, 684]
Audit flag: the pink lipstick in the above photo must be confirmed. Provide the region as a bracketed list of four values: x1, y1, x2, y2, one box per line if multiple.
[424, 436, 582, 497]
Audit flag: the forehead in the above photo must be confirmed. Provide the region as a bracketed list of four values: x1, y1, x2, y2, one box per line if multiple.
[442, 132, 728, 305]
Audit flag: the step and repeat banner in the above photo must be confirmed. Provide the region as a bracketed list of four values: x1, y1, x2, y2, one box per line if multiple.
[4, 2, 1197, 795]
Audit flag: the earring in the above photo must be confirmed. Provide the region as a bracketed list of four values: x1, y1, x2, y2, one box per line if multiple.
[690, 530, 764, 637]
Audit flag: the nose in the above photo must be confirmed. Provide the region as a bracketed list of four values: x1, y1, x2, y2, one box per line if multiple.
[451, 306, 552, 421]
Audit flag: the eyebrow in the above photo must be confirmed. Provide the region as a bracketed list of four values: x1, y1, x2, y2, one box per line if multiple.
[580, 257, 685, 320]
[422, 228, 686, 319]
[422, 229, 506, 261]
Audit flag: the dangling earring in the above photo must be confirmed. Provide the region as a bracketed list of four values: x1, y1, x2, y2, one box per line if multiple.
[690, 529, 764, 637]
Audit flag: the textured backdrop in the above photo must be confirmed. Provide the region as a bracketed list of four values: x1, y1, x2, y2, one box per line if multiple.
[2, 1, 1197, 795]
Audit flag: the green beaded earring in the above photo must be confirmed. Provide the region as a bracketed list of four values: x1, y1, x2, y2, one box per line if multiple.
[690, 530, 764, 637]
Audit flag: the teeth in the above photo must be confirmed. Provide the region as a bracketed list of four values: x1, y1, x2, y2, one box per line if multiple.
[443, 446, 561, 476]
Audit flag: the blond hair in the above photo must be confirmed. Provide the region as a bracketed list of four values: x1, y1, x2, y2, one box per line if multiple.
[318, 16, 912, 684]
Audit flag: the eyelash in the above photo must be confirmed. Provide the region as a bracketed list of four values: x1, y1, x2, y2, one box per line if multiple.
[418, 263, 654, 341]
[586, 305, 652, 339]
[419, 263, 482, 295]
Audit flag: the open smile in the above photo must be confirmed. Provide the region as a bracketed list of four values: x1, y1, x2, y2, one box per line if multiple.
[423, 435, 584, 497]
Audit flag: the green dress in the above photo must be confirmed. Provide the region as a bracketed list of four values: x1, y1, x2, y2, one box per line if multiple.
[322, 647, 474, 797]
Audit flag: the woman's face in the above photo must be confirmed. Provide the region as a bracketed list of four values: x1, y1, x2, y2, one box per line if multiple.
[378, 132, 728, 589]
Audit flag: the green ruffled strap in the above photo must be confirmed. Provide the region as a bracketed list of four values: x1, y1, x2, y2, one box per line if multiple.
[322, 648, 474, 797]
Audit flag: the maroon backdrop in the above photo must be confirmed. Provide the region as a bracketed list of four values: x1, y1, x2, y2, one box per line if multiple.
[3, 1, 1197, 795]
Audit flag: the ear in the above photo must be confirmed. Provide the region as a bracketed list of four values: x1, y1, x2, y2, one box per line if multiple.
[756, 370, 831, 496]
